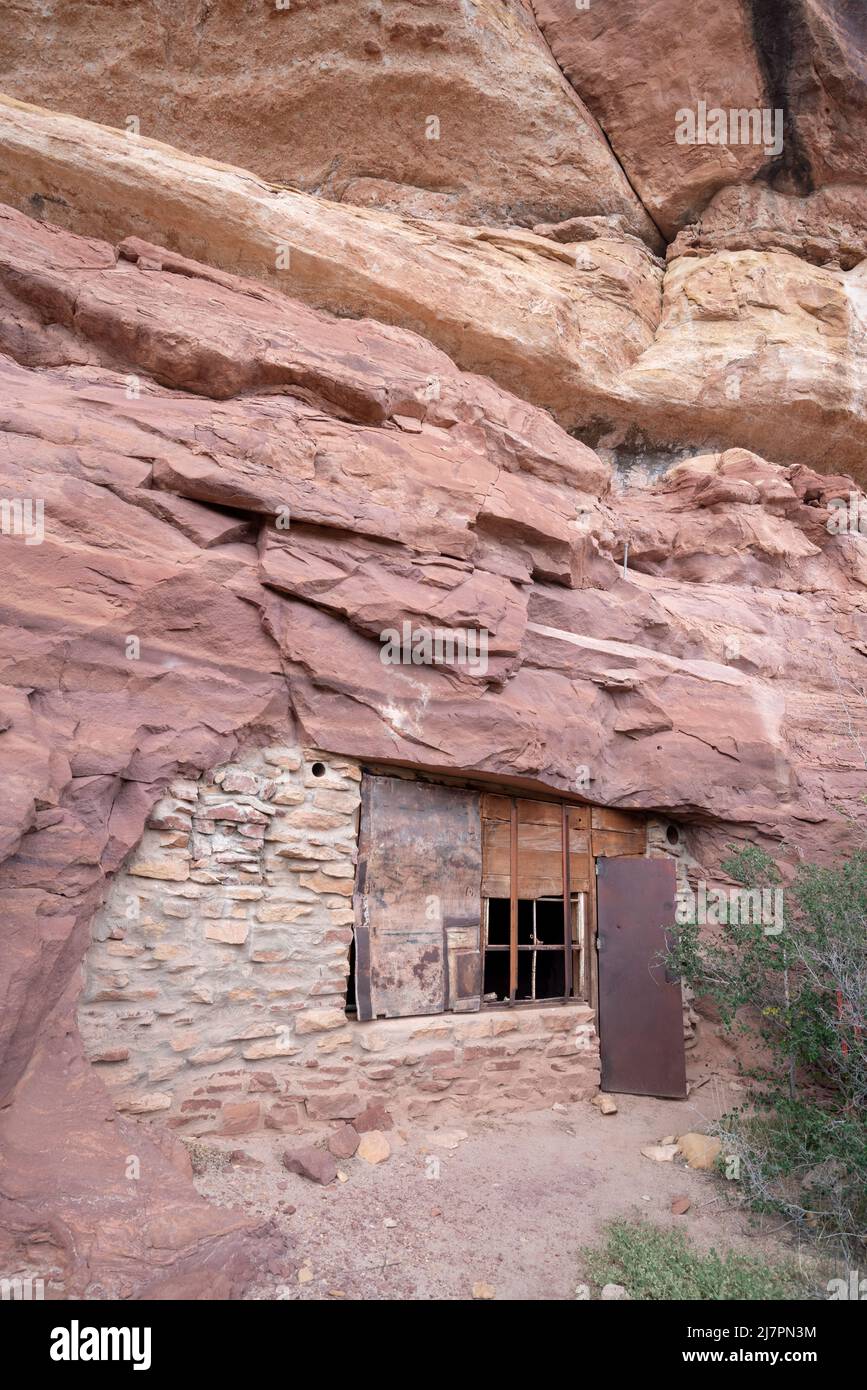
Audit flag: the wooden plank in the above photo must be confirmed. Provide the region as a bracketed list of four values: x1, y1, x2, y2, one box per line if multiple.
[484, 800, 591, 897]
[354, 775, 481, 1020]
[567, 825, 591, 854]
[588, 852, 598, 1017]
[567, 801, 591, 902]
[484, 820, 512, 846]
[448, 928, 482, 1012]
[483, 868, 589, 895]
[513, 877, 565, 900]
[591, 827, 646, 858]
[516, 805, 561, 896]
[516, 822, 562, 851]
[590, 805, 646, 858]
[590, 811, 646, 863]
[517, 798, 561, 825]
[564, 804, 592, 1002]
[481, 873, 511, 899]
[482, 816, 512, 897]
[484, 796, 589, 829]
[483, 845, 515, 878]
[591, 806, 645, 832]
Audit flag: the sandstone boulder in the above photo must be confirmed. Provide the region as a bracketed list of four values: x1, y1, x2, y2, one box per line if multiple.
[641, 1144, 680, 1163]
[357, 1131, 392, 1165]
[283, 1146, 338, 1186]
[677, 1133, 723, 1171]
[327, 1125, 361, 1160]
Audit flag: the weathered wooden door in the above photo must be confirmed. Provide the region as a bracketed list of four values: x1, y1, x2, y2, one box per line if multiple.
[354, 775, 482, 1020]
[596, 856, 686, 1098]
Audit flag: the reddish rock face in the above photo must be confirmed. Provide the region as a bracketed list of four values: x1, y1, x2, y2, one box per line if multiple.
[532, 0, 867, 236]
[0, 0, 657, 241]
[0, 0, 862, 1305]
[0, 203, 864, 1296]
[0, 1024, 285, 1299]
[668, 183, 867, 269]
[532, 0, 767, 235]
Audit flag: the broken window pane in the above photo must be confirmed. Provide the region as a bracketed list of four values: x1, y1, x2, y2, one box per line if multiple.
[482, 897, 578, 1003]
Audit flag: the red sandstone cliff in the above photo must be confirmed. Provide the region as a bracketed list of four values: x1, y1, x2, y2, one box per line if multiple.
[0, 4, 864, 1297]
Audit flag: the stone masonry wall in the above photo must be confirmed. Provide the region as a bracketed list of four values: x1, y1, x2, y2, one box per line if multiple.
[79, 744, 362, 1127]
[647, 816, 700, 1053]
[79, 748, 601, 1136]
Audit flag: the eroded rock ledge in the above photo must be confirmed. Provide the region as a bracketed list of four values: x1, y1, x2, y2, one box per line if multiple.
[1, 97, 865, 479]
[0, 0, 660, 242]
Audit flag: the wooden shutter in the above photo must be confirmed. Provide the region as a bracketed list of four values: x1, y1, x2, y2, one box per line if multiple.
[516, 799, 564, 898]
[590, 806, 646, 858]
[354, 775, 482, 1020]
[480, 794, 511, 899]
[481, 795, 591, 898]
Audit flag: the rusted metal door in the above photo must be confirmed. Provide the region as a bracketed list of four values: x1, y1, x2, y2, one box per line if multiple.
[596, 856, 686, 1098]
[354, 775, 482, 1021]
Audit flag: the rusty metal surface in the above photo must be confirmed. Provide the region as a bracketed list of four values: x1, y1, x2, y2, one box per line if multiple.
[354, 774, 481, 1020]
[596, 856, 686, 1098]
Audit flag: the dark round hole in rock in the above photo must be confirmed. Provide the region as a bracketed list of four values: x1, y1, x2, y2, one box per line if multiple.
[311, 761, 327, 778]
[666, 823, 680, 846]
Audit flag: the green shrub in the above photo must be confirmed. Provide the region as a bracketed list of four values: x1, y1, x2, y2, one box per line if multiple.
[667, 846, 867, 1258]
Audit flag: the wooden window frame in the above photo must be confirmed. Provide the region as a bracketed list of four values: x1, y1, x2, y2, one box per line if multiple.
[353, 766, 647, 1021]
[481, 794, 589, 1007]
[482, 892, 586, 1005]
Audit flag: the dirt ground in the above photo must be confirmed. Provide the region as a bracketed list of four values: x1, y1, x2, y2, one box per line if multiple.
[193, 1067, 814, 1300]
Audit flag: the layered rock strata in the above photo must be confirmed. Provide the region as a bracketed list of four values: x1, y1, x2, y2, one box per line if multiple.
[0, 200, 864, 1295]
